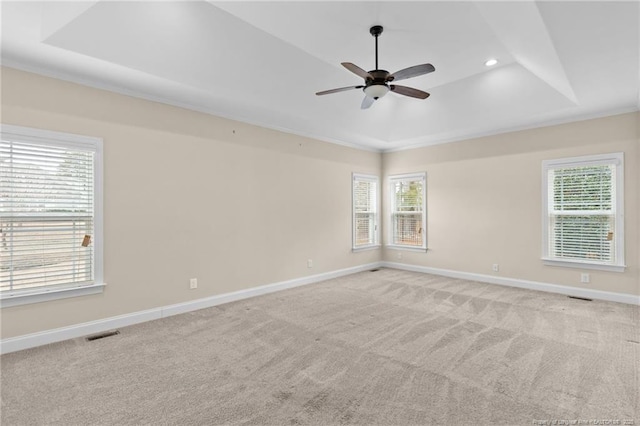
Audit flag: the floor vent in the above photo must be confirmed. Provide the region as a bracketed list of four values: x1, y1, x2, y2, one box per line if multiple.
[369, 268, 381, 272]
[626, 340, 640, 345]
[86, 330, 120, 341]
[568, 295, 593, 302]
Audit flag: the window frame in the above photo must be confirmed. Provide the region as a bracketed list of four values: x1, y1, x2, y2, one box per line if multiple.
[387, 172, 427, 251]
[0, 124, 105, 307]
[541, 152, 625, 272]
[352, 173, 380, 251]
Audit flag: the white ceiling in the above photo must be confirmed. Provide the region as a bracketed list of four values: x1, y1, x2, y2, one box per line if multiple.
[2, 1, 639, 151]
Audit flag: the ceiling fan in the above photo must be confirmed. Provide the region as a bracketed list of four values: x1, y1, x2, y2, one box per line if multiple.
[316, 25, 435, 109]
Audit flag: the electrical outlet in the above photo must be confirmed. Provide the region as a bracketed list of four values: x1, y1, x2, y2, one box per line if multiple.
[492, 264, 499, 272]
[580, 273, 590, 283]
[397, 252, 402, 260]
[307, 259, 313, 268]
[190, 278, 198, 289]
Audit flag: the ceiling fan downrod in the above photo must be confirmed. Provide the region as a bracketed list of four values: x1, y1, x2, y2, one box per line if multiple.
[370, 25, 383, 71]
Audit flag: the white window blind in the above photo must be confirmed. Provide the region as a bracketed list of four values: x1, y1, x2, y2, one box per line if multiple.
[389, 173, 426, 249]
[0, 125, 103, 300]
[352, 173, 379, 249]
[542, 153, 625, 271]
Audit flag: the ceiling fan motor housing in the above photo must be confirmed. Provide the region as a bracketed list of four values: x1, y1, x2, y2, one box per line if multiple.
[364, 69, 392, 99]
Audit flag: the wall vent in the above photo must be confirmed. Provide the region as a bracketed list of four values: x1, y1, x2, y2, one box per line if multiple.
[567, 296, 593, 302]
[86, 330, 120, 341]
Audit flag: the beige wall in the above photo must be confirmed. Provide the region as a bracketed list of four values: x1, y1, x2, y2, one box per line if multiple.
[1, 66, 638, 340]
[0, 68, 381, 338]
[383, 112, 639, 297]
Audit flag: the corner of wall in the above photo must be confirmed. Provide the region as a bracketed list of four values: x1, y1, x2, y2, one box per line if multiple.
[636, 111, 640, 296]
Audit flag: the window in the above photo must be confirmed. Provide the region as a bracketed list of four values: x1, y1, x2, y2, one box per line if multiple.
[0, 125, 104, 307]
[352, 173, 379, 250]
[389, 173, 426, 250]
[542, 153, 625, 272]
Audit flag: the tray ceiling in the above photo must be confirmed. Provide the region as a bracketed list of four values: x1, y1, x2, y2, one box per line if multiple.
[2, 1, 638, 151]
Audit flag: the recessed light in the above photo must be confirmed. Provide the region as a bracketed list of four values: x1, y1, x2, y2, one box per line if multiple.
[485, 58, 498, 67]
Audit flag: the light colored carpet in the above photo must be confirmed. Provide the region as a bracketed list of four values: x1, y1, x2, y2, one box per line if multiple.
[1, 268, 639, 425]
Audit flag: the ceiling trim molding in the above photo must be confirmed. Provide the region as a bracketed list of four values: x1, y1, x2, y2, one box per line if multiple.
[1, 61, 383, 154]
[5, 58, 636, 156]
[382, 105, 640, 153]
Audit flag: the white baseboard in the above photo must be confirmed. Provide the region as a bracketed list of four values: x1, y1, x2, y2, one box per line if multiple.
[0, 263, 380, 354]
[3, 261, 637, 354]
[160, 262, 380, 318]
[381, 261, 640, 305]
[0, 308, 162, 356]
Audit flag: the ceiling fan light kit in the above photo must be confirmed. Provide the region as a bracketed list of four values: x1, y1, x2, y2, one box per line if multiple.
[364, 84, 389, 99]
[316, 25, 435, 109]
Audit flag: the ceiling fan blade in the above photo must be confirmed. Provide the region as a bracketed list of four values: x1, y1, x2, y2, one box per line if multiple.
[316, 85, 364, 96]
[342, 62, 373, 80]
[361, 95, 375, 109]
[390, 85, 430, 99]
[389, 63, 435, 82]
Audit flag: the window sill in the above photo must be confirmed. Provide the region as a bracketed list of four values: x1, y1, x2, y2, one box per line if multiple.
[352, 244, 381, 252]
[542, 258, 626, 273]
[386, 245, 428, 253]
[0, 283, 106, 308]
